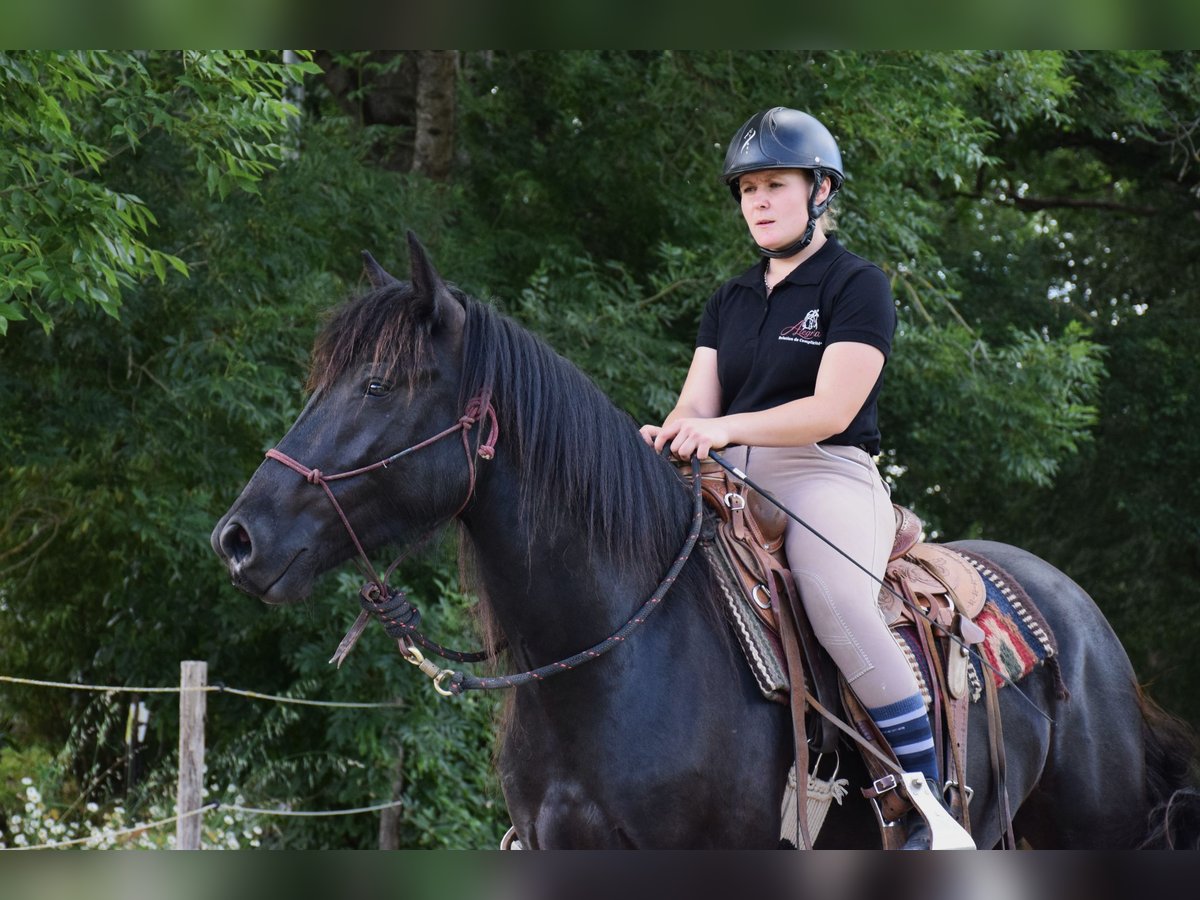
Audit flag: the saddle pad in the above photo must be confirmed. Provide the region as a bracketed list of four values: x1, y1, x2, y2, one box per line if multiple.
[702, 541, 789, 703]
[892, 549, 1061, 703]
[715, 541, 1063, 707]
[955, 549, 1059, 691]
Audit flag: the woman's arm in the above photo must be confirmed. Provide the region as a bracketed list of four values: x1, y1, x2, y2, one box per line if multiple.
[639, 347, 722, 445]
[653, 341, 885, 459]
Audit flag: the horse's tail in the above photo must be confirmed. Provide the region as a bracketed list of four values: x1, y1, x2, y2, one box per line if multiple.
[1137, 684, 1200, 848]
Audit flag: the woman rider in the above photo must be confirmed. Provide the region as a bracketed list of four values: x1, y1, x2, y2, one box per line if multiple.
[640, 107, 962, 849]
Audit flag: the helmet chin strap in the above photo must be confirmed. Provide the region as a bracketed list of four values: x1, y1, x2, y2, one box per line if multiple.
[756, 170, 834, 260]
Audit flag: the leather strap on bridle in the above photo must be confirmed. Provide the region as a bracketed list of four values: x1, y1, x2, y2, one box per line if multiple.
[266, 402, 705, 699]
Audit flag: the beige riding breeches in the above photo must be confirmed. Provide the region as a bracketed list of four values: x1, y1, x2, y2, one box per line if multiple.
[724, 443, 919, 709]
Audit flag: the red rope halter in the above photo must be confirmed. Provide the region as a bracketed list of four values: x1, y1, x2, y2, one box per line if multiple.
[264, 393, 498, 662]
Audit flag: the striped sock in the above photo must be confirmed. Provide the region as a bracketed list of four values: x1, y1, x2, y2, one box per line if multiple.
[867, 693, 940, 785]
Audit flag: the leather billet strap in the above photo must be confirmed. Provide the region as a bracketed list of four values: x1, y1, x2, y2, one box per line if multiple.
[775, 575, 814, 850]
[984, 674, 1017, 848]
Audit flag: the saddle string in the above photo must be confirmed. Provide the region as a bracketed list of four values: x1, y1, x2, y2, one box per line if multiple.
[707, 449, 1054, 726]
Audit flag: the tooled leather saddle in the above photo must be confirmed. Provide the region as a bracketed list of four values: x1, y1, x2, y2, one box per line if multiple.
[680, 459, 990, 838]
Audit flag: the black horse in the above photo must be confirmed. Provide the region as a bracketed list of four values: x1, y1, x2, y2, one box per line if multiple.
[212, 235, 1198, 848]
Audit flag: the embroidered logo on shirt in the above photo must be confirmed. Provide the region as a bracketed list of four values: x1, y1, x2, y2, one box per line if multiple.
[779, 309, 822, 346]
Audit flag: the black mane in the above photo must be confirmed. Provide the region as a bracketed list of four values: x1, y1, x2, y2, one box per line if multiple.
[458, 296, 693, 570]
[308, 282, 694, 571]
[308, 281, 430, 394]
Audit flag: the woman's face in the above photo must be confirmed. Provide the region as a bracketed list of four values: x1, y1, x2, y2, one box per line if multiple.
[738, 168, 822, 252]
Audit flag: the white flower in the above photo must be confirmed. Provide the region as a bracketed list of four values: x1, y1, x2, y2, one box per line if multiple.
[86, 802, 99, 813]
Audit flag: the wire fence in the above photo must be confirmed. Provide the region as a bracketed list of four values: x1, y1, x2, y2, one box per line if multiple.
[0, 674, 402, 708]
[1, 798, 409, 852]
[0, 668, 413, 851]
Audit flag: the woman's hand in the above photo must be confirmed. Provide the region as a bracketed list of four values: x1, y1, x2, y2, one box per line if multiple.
[638, 423, 663, 448]
[651, 417, 731, 461]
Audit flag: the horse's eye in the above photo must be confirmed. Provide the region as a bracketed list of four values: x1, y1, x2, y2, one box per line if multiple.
[366, 379, 392, 397]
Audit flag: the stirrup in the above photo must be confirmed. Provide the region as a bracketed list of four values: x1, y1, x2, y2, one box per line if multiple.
[500, 825, 524, 849]
[902, 772, 975, 850]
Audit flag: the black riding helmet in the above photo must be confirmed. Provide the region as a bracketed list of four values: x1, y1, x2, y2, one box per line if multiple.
[722, 107, 844, 259]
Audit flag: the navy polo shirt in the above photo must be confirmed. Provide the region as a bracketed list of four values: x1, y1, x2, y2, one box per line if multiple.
[695, 237, 895, 455]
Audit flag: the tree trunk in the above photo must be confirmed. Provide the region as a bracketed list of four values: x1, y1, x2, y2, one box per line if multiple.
[314, 51, 418, 170]
[412, 51, 458, 181]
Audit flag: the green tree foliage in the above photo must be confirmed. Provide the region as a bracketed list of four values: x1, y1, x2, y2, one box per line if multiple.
[934, 51, 1200, 722]
[0, 51, 316, 334]
[1, 51, 1196, 847]
[1, 56, 502, 847]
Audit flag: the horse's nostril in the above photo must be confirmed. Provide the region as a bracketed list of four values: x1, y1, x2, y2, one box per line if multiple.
[220, 521, 253, 564]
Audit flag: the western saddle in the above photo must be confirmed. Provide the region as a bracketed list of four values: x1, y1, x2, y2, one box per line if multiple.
[682, 459, 994, 849]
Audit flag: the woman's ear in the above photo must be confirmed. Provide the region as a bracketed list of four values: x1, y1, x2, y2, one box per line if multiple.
[813, 173, 833, 206]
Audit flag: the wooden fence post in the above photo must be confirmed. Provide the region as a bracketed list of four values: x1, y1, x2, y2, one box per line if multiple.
[176, 660, 207, 850]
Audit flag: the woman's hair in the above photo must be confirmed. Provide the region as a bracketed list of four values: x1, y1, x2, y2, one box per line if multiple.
[821, 193, 840, 233]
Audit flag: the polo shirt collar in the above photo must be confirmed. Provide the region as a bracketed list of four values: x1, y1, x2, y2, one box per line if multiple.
[731, 236, 844, 291]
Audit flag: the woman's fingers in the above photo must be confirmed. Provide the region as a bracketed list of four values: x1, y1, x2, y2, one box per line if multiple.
[644, 418, 728, 460]
[638, 424, 660, 446]
[667, 419, 727, 460]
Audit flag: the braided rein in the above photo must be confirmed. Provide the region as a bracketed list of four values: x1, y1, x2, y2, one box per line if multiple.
[418, 456, 704, 696]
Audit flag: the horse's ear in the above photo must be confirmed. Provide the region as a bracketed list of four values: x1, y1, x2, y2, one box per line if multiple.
[406, 231, 465, 332]
[361, 250, 399, 289]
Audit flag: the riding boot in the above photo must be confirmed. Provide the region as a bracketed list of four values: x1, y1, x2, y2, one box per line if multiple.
[901, 776, 955, 850]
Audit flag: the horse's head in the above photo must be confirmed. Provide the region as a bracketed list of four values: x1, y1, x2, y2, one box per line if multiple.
[211, 233, 478, 605]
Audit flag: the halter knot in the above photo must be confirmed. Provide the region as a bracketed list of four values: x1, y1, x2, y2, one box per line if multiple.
[360, 584, 422, 639]
[264, 395, 501, 668]
[463, 395, 499, 461]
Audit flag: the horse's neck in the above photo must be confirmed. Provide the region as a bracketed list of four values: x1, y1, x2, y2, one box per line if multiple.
[460, 459, 661, 666]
